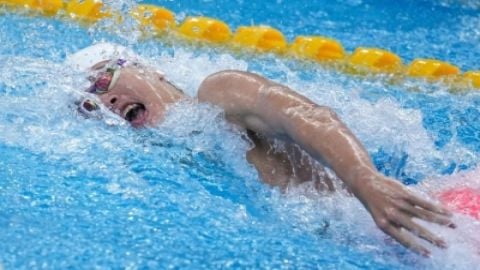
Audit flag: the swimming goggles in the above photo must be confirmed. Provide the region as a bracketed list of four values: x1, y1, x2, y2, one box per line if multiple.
[77, 59, 128, 117]
[75, 97, 102, 119]
[86, 58, 127, 95]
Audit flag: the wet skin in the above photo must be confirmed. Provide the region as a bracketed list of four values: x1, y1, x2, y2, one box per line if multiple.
[92, 64, 455, 256]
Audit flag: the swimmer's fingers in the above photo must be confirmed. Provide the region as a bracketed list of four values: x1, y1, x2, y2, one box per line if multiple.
[393, 199, 455, 228]
[405, 193, 452, 216]
[406, 205, 456, 228]
[394, 210, 447, 249]
[383, 224, 430, 257]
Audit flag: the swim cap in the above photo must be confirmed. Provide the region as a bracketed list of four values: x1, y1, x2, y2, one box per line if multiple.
[66, 42, 140, 71]
[438, 187, 480, 220]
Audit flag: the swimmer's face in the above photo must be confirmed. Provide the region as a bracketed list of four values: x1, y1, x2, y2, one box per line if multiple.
[87, 61, 185, 127]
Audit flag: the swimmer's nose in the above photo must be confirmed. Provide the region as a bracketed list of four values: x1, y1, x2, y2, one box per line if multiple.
[109, 96, 118, 105]
[99, 93, 123, 112]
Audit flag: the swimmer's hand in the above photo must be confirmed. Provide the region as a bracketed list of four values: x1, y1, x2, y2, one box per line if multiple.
[355, 173, 455, 257]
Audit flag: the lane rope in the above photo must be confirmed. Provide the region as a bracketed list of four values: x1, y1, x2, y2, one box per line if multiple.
[1, 0, 479, 91]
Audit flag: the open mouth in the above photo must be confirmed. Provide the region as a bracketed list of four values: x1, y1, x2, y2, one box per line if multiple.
[123, 103, 147, 126]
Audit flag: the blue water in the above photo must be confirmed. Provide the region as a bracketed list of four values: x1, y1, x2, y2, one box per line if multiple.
[0, 0, 480, 269]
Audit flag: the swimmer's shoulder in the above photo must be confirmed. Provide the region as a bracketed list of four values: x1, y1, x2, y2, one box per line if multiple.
[206, 70, 268, 81]
[198, 70, 274, 101]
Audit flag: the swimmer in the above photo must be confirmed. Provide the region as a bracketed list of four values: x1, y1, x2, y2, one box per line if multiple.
[70, 44, 455, 257]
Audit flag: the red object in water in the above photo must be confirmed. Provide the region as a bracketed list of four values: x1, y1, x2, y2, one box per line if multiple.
[438, 188, 480, 220]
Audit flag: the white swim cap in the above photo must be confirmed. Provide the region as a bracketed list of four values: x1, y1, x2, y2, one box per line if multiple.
[66, 42, 140, 71]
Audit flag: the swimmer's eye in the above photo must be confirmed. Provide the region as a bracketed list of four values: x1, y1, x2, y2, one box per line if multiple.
[86, 70, 116, 95]
[81, 99, 98, 112]
[85, 59, 126, 95]
[76, 98, 102, 119]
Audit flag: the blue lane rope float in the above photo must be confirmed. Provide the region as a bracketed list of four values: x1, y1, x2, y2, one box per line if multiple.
[1, 0, 479, 91]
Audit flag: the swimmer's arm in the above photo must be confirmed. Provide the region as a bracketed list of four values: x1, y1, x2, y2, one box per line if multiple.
[198, 70, 454, 256]
[199, 70, 375, 188]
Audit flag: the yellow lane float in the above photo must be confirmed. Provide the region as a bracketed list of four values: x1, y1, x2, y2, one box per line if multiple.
[232, 26, 287, 53]
[0, 0, 34, 9]
[289, 36, 345, 62]
[131, 5, 175, 33]
[0, 0, 63, 16]
[349, 47, 403, 73]
[178, 16, 231, 43]
[462, 71, 480, 89]
[65, 0, 109, 23]
[407, 59, 460, 79]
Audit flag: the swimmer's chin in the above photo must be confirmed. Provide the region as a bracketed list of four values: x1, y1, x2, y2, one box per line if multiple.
[130, 110, 166, 128]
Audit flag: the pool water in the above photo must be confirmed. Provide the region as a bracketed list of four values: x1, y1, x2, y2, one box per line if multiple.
[0, 0, 480, 269]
